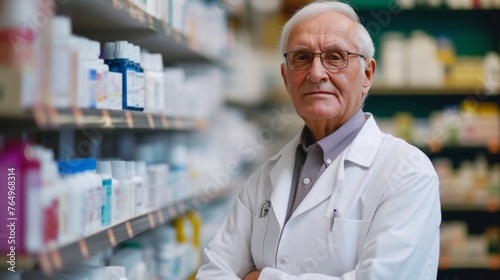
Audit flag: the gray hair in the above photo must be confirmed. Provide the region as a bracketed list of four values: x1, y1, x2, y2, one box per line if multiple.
[279, 1, 375, 66]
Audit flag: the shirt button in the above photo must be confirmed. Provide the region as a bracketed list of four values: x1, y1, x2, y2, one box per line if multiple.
[326, 159, 332, 165]
[303, 178, 311, 185]
[279, 257, 288, 265]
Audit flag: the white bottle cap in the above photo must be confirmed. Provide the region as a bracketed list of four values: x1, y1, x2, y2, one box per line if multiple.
[52, 16, 72, 37]
[141, 51, 151, 70]
[151, 54, 164, 71]
[134, 46, 141, 65]
[114, 41, 128, 60]
[127, 43, 135, 62]
[104, 42, 116, 60]
[110, 161, 127, 179]
[125, 161, 136, 178]
[97, 161, 113, 175]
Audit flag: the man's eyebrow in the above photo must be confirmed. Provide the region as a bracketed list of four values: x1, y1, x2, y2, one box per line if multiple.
[288, 45, 310, 51]
[324, 42, 347, 50]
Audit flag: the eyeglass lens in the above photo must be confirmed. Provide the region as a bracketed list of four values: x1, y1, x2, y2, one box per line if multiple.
[287, 50, 348, 70]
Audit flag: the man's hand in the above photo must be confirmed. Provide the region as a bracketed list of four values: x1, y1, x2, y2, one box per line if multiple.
[243, 270, 261, 280]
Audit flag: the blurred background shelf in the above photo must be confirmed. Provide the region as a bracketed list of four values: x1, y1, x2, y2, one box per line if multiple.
[0, 108, 207, 133]
[363, 93, 500, 118]
[0, 184, 237, 275]
[441, 202, 499, 212]
[369, 86, 490, 95]
[57, 0, 228, 64]
[439, 255, 500, 270]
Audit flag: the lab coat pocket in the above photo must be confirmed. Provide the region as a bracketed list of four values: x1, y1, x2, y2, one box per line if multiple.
[316, 217, 370, 274]
[251, 215, 269, 270]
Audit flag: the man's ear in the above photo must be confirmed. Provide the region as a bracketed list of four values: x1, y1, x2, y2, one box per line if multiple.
[362, 58, 376, 96]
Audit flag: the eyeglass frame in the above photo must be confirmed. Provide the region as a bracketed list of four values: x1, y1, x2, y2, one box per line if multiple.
[283, 50, 365, 71]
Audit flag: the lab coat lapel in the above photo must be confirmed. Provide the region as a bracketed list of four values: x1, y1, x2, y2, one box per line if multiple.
[288, 113, 381, 220]
[289, 152, 345, 220]
[269, 134, 300, 230]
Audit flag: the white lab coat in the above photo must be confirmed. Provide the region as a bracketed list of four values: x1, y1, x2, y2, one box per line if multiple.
[196, 114, 441, 280]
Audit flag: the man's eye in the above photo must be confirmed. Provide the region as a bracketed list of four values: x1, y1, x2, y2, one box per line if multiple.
[295, 54, 311, 61]
[325, 53, 342, 61]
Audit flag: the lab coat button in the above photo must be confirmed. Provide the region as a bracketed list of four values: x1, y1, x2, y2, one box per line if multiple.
[303, 178, 311, 185]
[279, 257, 288, 265]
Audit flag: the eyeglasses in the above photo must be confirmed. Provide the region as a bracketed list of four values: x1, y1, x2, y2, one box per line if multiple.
[283, 50, 365, 71]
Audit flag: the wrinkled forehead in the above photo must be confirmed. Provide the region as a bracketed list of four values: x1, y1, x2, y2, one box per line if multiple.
[287, 12, 358, 51]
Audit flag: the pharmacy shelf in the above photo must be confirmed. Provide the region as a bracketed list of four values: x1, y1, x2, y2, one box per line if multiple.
[6, 185, 237, 276]
[419, 145, 500, 157]
[441, 202, 499, 212]
[364, 93, 500, 118]
[369, 86, 485, 95]
[354, 4, 500, 11]
[0, 107, 208, 132]
[439, 255, 500, 270]
[56, 0, 227, 64]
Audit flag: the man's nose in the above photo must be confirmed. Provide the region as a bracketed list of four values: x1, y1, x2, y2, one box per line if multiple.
[307, 56, 328, 82]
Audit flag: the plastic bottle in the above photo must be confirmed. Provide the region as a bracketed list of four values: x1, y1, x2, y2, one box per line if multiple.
[155, 225, 181, 280]
[0, 0, 40, 112]
[111, 161, 133, 221]
[169, 144, 190, 202]
[59, 158, 102, 236]
[82, 39, 100, 109]
[380, 32, 406, 87]
[58, 161, 86, 241]
[73, 36, 91, 108]
[96, 161, 118, 226]
[141, 51, 153, 112]
[106, 41, 136, 110]
[81, 158, 104, 233]
[134, 45, 145, 111]
[135, 161, 150, 213]
[89, 40, 110, 110]
[126, 43, 138, 111]
[50, 16, 74, 108]
[483, 51, 500, 94]
[151, 53, 165, 113]
[407, 31, 443, 88]
[0, 142, 41, 254]
[436, 35, 456, 87]
[125, 161, 141, 217]
[71, 159, 99, 235]
[103, 42, 122, 110]
[33, 146, 61, 248]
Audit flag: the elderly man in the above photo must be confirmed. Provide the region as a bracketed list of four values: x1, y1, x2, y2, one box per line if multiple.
[196, 1, 441, 279]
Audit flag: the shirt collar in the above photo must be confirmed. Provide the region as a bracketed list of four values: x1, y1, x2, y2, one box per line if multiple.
[298, 109, 366, 162]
